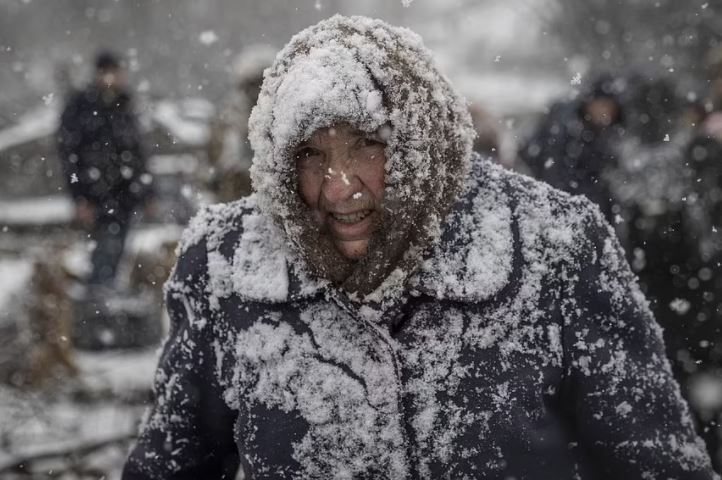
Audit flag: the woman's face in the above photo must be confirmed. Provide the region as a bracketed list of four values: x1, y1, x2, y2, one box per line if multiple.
[295, 124, 387, 260]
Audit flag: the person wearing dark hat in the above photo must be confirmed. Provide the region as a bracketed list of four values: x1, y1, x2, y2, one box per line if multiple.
[57, 50, 151, 288]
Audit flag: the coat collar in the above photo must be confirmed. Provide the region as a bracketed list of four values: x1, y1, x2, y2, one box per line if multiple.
[223, 159, 515, 307]
[226, 209, 329, 304]
[408, 160, 515, 303]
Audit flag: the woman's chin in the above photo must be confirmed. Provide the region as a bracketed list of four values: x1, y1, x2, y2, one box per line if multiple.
[334, 238, 370, 261]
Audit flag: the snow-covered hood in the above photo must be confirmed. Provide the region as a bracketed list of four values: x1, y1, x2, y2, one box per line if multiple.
[248, 15, 475, 299]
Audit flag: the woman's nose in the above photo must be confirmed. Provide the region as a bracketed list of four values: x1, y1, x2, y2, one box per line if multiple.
[321, 153, 361, 204]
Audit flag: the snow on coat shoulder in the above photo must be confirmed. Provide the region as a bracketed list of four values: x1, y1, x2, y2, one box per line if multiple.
[172, 195, 327, 308]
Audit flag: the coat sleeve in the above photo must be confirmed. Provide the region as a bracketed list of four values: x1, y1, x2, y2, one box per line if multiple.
[562, 202, 718, 479]
[122, 239, 239, 480]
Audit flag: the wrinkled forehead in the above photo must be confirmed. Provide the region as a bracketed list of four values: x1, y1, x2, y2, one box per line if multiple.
[271, 45, 388, 153]
[297, 124, 389, 147]
[297, 125, 351, 146]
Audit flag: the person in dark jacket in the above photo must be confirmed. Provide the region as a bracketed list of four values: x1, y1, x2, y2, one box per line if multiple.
[57, 51, 151, 287]
[122, 16, 717, 479]
[520, 75, 625, 223]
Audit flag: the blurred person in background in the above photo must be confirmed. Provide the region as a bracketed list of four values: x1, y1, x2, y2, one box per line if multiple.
[682, 96, 722, 468]
[519, 74, 625, 223]
[607, 72, 722, 468]
[57, 51, 152, 290]
[607, 77, 700, 365]
[206, 45, 275, 202]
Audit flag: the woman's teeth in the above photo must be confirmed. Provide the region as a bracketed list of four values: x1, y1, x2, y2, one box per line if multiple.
[332, 210, 372, 224]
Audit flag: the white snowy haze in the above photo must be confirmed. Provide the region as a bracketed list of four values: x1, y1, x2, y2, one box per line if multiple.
[0, 0, 563, 126]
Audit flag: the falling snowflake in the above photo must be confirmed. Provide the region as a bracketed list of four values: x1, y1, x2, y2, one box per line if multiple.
[70, 173, 78, 184]
[401, 0, 414, 6]
[663, 133, 670, 142]
[199, 30, 219, 46]
[570, 72, 582, 86]
[669, 298, 691, 315]
[615, 401, 633, 417]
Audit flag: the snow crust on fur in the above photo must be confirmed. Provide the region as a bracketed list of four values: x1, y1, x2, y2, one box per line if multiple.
[248, 15, 475, 298]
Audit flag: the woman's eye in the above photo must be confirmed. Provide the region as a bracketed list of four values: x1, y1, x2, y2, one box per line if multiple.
[357, 137, 385, 148]
[294, 147, 321, 161]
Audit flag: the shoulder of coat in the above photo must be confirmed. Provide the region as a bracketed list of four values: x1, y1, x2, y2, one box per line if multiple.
[176, 195, 296, 305]
[176, 195, 260, 256]
[475, 157, 606, 258]
[512, 170, 607, 264]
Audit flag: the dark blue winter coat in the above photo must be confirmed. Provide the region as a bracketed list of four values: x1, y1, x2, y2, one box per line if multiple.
[122, 159, 716, 480]
[57, 85, 149, 212]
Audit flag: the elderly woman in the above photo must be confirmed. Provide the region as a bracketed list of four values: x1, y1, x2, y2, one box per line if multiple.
[123, 16, 717, 480]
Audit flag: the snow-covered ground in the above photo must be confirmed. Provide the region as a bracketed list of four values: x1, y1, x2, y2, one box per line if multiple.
[0, 196, 74, 226]
[0, 259, 34, 319]
[0, 220, 181, 477]
[0, 107, 58, 154]
[0, 348, 159, 479]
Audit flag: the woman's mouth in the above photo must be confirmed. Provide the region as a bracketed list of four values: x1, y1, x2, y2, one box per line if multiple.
[331, 209, 373, 224]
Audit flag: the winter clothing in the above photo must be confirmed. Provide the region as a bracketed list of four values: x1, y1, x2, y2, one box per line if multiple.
[57, 84, 150, 284]
[58, 85, 149, 211]
[86, 209, 132, 285]
[605, 121, 722, 471]
[520, 82, 624, 223]
[609, 131, 722, 364]
[123, 16, 716, 480]
[123, 159, 715, 480]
